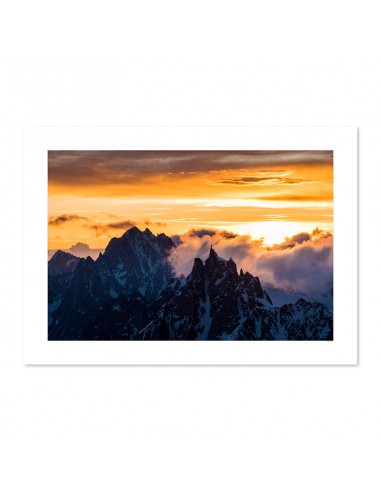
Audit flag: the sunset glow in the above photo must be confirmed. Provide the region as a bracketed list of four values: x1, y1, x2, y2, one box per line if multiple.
[48, 150, 333, 251]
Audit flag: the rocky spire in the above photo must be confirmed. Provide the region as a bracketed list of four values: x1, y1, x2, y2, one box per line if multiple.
[191, 257, 204, 277]
[206, 244, 218, 267]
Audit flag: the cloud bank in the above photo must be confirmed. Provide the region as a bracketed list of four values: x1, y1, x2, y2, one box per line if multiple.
[169, 228, 333, 295]
[48, 242, 104, 261]
[48, 150, 333, 187]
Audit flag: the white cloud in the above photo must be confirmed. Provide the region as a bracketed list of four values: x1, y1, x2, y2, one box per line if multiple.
[169, 228, 333, 295]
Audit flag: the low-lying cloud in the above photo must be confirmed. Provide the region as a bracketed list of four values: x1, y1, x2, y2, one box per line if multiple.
[48, 242, 104, 260]
[68, 242, 102, 258]
[169, 228, 333, 295]
[256, 238, 333, 294]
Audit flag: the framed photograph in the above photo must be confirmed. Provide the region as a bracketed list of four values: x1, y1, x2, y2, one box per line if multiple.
[23, 126, 357, 364]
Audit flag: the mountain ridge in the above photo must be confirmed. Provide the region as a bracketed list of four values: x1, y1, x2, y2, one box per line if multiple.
[48, 227, 333, 341]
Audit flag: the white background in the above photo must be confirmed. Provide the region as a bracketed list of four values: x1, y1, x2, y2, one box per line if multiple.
[1, 1, 379, 491]
[24, 126, 357, 365]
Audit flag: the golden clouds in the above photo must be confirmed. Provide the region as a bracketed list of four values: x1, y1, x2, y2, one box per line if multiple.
[48, 150, 333, 249]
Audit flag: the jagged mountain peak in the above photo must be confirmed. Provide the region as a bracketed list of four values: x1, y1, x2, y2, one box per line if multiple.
[207, 245, 223, 260]
[143, 227, 156, 239]
[205, 245, 225, 270]
[50, 249, 67, 259]
[49, 231, 333, 341]
[122, 225, 142, 237]
[103, 227, 176, 264]
[187, 248, 242, 284]
[122, 225, 155, 239]
[209, 245, 217, 256]
[115, 226, 175, 249]
[121, 225, 160, 239]
[75, 256, 95, 272]
[49, 249, 78, 263]
[48, 249, 80, 277]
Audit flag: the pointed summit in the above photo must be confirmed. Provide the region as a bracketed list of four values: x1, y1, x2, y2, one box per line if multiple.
[122, 225, 141, 237]
[209, 244, 218, 259]
[143, 228, 156, 240]
[50, 250, 79, 264]
[48, 250, 80, 276]
[205, 244, 219, 270]
[50, 249, 67, 260]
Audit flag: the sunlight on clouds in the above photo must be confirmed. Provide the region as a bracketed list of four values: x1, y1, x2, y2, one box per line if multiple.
[48, 150, 333, 250]
[233, 221, 333, 246]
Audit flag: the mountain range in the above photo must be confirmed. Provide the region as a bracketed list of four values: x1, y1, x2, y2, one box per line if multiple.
[48, 226, 333, 341]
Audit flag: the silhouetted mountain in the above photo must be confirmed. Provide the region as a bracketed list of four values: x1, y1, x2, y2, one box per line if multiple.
[140, 246, 332, 340]
[49, 227, 176, 340]
[99, 226, 175, 300]
[48, 229, 333, 341]
[141, 247, 273, 340]
[48, 250, 81, 276]
[48, 250, 80, 325]
[90, 293, 151, 340]
[49, 256, 112, 340]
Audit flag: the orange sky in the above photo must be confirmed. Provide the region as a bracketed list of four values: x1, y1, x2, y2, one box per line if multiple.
[48, 150, 333, 249]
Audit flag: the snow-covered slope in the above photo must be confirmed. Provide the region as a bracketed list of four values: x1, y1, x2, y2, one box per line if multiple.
[48, 232, 333, 341]
[140, 247, 332, 341]
[100, 226, 175, 300]
[49, 227, 176, 340]
[265, 286, 333, 314]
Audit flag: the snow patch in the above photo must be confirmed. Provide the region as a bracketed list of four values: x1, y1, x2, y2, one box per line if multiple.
[109, 288, 118, 299]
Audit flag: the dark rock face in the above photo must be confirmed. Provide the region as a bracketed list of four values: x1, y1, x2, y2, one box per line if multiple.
[280, 298, 333, 340]
[49, 256, 112, 340]
[48, 251, 81, 325]
[140, 246, 333, 341]
[48, 250, 81, 277]
[100, 227, 175, 301]
[141, 246, 275, 340]
[88, 293, 151, 340]
[48, 231, 333, 341]
[48, 227, 176, 340]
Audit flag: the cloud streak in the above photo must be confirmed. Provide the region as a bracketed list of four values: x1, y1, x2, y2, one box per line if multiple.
[85, 220, 137, 236]
[84, 219, 167, 237]
[48, 150, 333, 187]
[218, 176, 314, 186]
[48, 214, 88, 226]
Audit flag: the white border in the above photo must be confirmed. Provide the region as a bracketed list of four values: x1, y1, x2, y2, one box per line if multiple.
[23, 127, 357, 365]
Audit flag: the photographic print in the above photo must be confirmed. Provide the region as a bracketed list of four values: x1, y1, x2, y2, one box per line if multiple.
[48, 150, 334, 341]
[24, 126, 357, 364]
